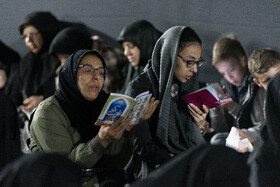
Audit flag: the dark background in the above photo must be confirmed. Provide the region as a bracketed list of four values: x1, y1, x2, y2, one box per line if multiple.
[1, 0, 280, 82]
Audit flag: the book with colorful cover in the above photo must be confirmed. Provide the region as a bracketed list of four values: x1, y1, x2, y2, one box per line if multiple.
[95, 91, 152, 126]
[182, 82, 232, 109]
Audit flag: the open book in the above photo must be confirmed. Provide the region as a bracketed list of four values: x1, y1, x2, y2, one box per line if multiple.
[182, 82, 232, 109]
[95, 91, 152, 126]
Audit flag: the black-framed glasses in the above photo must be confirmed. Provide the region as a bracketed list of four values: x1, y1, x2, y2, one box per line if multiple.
[177, 54, 204, 68]
[77, 65, 107, 78]
[20, 32, 40, 40]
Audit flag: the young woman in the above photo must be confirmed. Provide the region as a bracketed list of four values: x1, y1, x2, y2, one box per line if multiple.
[125, 26, 209, 180]
[28, 50, 158, 186]
[118, 20, 162, 93]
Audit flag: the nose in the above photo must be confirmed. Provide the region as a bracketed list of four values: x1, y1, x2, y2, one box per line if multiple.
[190, 64, 198, 73]
[124, 47, 132, 57]
[91, 71, 103, 80]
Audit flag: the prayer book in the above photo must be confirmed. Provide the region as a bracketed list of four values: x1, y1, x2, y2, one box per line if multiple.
[182, 82, 232, 109]
[95, 91, 152, 126]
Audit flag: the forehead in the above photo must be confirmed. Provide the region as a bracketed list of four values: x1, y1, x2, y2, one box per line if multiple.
[80, 54, 103, 67]
[255, 65, 280, 81]
[122, 41, 134, 46]
[180, 43, 202, 58]
[215, 57, 241, 71]
[23, 25, 39, 34]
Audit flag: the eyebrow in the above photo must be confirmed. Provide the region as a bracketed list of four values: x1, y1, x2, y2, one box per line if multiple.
[80, 63, 103, 68]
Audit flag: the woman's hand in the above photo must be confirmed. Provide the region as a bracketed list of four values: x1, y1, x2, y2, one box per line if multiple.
[126, 97, 159, 131]
[188, 103, 209, 132]
[19, 95, 44, 112]
[98, 117, 131, 148]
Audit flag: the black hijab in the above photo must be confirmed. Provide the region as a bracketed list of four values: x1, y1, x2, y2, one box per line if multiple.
[54, 50, 109, 142]
[131, 145, 250, 187]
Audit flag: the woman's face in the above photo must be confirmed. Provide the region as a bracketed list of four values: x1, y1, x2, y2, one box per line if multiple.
[77, 54, 105, 101]
[174, 42, 202, 83]
[122, 41, 140, 67]
[214, 57, 247, 87]
[22, 25, 43, 54]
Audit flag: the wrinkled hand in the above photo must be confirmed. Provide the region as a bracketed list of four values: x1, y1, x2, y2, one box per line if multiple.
[188, 103, 209, 129]
[237, 128, 256, 144]
[126, 97, 159, 131]
[98, 117, 131, 148]
[0, 69, 7, 89]
[19, 95, 44, 112]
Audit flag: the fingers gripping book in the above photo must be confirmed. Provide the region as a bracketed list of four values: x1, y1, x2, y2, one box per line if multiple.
[182, 83, 232, 109]
[95, 91, 152, 126]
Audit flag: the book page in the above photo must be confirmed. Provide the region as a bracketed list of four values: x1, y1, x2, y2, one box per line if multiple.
[95, 93, 135, 126]
[127, 91, 152, 125]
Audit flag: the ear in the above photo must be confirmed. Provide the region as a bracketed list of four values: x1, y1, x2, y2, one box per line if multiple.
[240, 56, 248, 68]
[253, 78, 262, 87]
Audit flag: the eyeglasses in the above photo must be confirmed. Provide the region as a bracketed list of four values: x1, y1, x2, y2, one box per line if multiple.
[177, 54, 204, 68]
[20, 32, 39, 40]
[77, 65, 107, 78]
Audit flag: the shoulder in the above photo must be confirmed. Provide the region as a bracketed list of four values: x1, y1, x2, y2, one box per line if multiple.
[126, 72, 151, 97]
[33, 96, 67, 122]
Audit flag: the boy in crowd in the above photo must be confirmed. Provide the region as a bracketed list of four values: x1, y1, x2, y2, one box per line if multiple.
[247, 48, 280, 187]
[209, 37, 266, 148]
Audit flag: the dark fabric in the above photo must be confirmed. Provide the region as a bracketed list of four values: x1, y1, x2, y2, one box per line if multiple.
[223, 71, 260, 129]
[0, 93, 22, 170]
[0, 40, 20, 76]
[54, 49, 109, 142]
[118, 20, 162, 93]
[248, 72, 280, 187]
[0, 152, 82, 187]
[49, 27, 92, 55]
[131, 145, 250, 187]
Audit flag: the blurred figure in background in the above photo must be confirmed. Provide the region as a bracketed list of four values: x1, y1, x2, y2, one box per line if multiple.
[118, 20, 162, 93]
[0, 92, 22, 170]
[0, 40, 21, 93]
[7, 11, 60, 113]
[49, 27, 92, 89]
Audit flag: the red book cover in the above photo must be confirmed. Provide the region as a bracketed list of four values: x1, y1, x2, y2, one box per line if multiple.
[182, 83, 232, 109]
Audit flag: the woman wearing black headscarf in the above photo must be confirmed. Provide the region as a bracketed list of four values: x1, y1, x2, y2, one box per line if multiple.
[125, 26, 209, 180]
[8, 11, 60, 112]
[118, 20, 162, 93]
[28, 50, 158, 186]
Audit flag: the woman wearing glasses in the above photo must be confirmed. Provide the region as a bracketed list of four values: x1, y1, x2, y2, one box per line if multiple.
[8, 11, 60, 113]
[125, 26, 209, 180]
[28, 50, 158, 186]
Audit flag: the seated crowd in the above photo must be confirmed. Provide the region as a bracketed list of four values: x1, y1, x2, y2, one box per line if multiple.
[1, 10, 280, 187]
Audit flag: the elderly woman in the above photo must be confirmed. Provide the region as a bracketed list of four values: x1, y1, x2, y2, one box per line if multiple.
[28, 49, 158, 186]
[8, 11, 60, 112]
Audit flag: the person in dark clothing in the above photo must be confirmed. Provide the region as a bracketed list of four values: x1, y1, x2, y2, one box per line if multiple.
[210, 36, 266, 149]
[118, 20, 162, 93]
[0, 152, 82, 187]
[0, 40, 21, 93]
[7, 11, 60, 113]
[247, 48, 280, 187]
[49, 27, 93, 89]
[130, 145, 250, 187]
[125, 26, 209, 181]
[0, 93, 22, 170]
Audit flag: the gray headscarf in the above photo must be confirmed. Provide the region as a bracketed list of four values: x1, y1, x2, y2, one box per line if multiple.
[144, 26, 206, 153]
